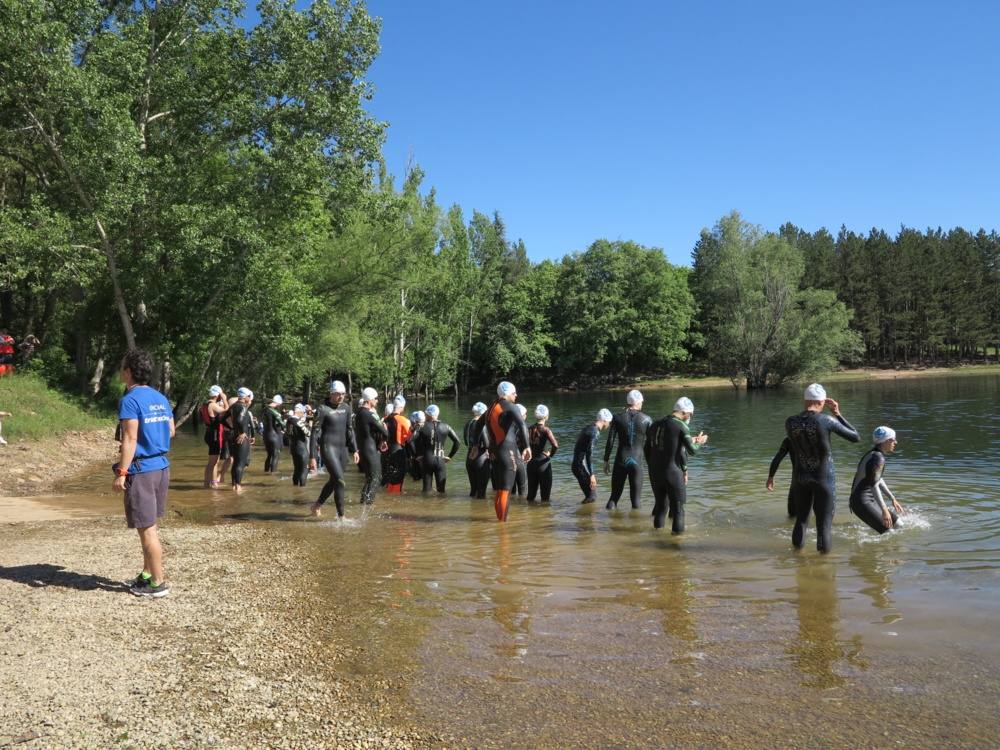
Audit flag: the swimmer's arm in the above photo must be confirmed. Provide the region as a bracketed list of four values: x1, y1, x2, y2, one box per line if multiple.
[603, 422, 616, 463]
[547, 428, 558, 456]
[681, 425, 700, 456]
[768, 438, 790, 480]
[829, 414, 860, 442]
[446, 426, 461, 458]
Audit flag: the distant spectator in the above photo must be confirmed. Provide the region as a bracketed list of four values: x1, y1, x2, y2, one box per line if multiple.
[18, 334, 40, 364]
[0, 330, 15, 377]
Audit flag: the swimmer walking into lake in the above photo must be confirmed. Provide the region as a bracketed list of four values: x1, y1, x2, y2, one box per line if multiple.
[309, 381, 359, 518]
[473, 381, 531, 521]
[645, 397, 708, 533]
[778, 383, 860, 553]
[604, 390, 653, 510]
[526, 405, 558, 503]
[849, 426, 905, 533]
[572, 409, 613, 504]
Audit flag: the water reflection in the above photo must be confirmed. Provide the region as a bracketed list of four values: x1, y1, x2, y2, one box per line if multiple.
[849, 547, 901, 623]
[788, 559, 866, 687]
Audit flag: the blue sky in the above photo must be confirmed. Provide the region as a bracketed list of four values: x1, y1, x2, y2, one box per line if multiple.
[257, 1, 1000, 266]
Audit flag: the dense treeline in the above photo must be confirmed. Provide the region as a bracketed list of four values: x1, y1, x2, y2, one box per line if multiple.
[1, 2, 999, 414]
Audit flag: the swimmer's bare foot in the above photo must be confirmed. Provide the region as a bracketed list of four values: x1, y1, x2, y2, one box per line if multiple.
[310, 502, 322, 517]
[233, 484, 244, 494]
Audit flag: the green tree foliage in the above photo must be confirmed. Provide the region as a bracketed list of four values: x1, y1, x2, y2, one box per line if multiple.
[693, 212, 861, 388]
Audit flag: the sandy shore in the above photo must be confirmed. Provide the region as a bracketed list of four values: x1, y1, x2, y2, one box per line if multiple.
[0, 518, 445, 749]
[0, 428, 117, 498]
[630, 363, 1000, 391]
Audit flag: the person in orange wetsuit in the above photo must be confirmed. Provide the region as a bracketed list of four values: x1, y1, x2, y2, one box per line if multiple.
[472, 381, 531, 522]
[382, 394, 411, 493]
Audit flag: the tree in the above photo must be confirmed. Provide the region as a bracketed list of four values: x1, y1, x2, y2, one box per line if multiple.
[692, 212, 860, 388]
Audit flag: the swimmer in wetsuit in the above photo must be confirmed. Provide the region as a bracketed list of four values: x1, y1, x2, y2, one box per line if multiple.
[766, 437, 798, 517]
[464, 402, 490, 498]
[514, 403, 529, 497]
[526, 405, 559, 503]
[202, 385, 229, 488]
[849, 426, 905, 534]
[261, 394, 286, 474]
[355, 387, 389, 505]
[227, 387, 255, 493]
[308, 380, 359, 518]
[572, 409, 613, 503]
[407, 410, 426, 482]
[645, 397, 709, 533]
[285, 403, 311, 486]
[382, 395, 411, 493]
[472, 381, 531, 521]
[604, 390, 653, 510]
[413, 404, 460, 493]
[780, 383, 860, 553]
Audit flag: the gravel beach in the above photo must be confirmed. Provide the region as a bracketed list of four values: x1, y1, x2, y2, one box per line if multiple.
[0, 519, 447, 749]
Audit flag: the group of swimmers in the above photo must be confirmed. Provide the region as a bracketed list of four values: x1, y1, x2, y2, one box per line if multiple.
[198, 378, 904, 552]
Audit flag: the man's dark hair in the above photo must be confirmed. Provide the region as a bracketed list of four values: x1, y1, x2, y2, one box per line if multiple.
[121, 348, 154, 385]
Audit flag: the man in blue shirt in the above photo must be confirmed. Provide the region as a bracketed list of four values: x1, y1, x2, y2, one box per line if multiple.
[114, 348, 175, 597]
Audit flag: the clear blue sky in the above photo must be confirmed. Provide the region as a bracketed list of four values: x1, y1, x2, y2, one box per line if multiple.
[261, 1, 1000, 266]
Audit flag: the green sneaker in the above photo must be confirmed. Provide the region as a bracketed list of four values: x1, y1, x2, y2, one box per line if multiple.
[130, 579, 170, 598]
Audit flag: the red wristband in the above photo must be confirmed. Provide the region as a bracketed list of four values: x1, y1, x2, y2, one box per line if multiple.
[117, 467, 129, 478]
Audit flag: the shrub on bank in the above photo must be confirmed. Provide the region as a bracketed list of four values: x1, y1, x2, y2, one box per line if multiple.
[0, 373, 111, 443]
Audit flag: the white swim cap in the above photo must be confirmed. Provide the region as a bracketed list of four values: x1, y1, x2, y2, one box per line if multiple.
[497, 381, 516, 397]
[673, 397, 694, 414]
[626, 389, 643, 405]
[293, 403, 305, 413]
[393, 394, 406, 408]
[270, 394, 283, 406]
[361, 386, 379, 402]
[329, 380, 346, 394]
[516, 404, 527, 418]
[873, 426, 896, 444]
[804, 383, 827, 401]
[597, 408, 613, 422]
[237, 386, 252, 399]
[535, 404, 549, 419]
[208, 385, 222, 397]
[384, 403, 395, 417]
[472, 402, 487, 416]
[426, 404, 440, 418]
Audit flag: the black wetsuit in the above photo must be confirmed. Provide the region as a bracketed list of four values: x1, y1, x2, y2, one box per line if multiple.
[527, 423, 558, 502]
[261, 407, 286, 473]
[228, 402, 255, 485]
[355, 407, 389, 504]
[285, 415, 311, 486]
[407, 424, 425, 481]
[413, 420, 461, 493]
[310, 398, 357, 516]
[784, 410, 860, 552]
[464, 417, 491, 498]
[572, 425, 600, 503]
[645, 416, 701, 532]
[604, 408, 653, 509]
[381, 414, 411, 487]
[473, 400, 530, 492]
[768, 437, 798, 517]
[849, 448, 900, 533]
[514, 429, 528, 496]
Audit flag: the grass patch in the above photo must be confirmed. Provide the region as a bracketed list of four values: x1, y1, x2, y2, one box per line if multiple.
[0, 373, 112, 444]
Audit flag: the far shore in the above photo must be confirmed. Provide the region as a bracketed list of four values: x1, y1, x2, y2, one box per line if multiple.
[624, 362, 1000, 392]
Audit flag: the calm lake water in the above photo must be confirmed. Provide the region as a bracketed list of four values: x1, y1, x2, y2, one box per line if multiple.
[43, 374, 1000, 748]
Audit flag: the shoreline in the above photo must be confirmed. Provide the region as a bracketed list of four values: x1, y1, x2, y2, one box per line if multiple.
[623, 363, 1000, 392]
[0, 518, 441, 749]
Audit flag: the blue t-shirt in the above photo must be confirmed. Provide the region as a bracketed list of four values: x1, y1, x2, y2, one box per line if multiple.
[118, 385, 173, 474]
